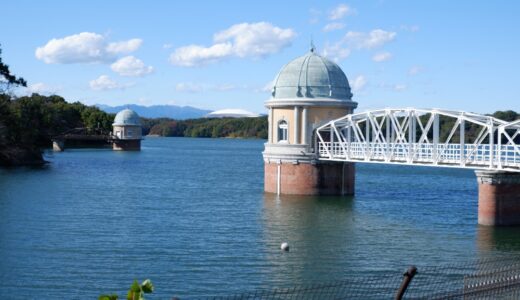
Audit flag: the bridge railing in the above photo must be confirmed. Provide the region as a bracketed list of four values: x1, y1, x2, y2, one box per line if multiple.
[318, 142, 506, 166]
[318, 142, 520, 168]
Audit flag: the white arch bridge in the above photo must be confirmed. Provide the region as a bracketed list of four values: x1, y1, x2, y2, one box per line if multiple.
[316, 108, 520, 172]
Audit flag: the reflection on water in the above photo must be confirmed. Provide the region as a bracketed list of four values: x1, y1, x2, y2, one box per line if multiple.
[260, 192, 421, 288]
[262, 193, 356, 285]
[477, 225, 520, 252]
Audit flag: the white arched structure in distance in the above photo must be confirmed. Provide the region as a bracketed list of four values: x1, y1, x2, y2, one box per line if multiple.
[316, 108, 520, 172]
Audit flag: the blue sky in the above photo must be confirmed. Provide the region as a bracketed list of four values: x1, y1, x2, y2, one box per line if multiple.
[2, 1, 520, 114]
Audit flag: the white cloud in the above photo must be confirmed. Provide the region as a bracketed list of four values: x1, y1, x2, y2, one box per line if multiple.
[17, 82, 61, 96]
[175, 82, 205, 93]
[163, 43, 173, 49]
[344, 29, 396, 49]
[401, 25, 420, 32]
[110, 56, 154, 77]
[394, 84, 407, 92]
[322, 42, 351, 62]
[214, 22, 296, 58]
[28, 82, 47, 93]
[329, 4, 354, 20]
[408, 65, 422, 75]
[106, 39, 142, 54]
[321, 28, 396, 61]
[213, 84, 236, 91]
[323, 22, 346, 32]
[262, 80, 274, 92]
[27, 82, 57, 95]
[309, 8, 321, 24]
[170, 43, 233, 67]
[89, 75, 133, 91]
[169, 22, 296, 67]
[35, 32, 142, 64]
[351, 75, 367, 92]
[372, 52, 392, 62]
[175, 82, 246, 93]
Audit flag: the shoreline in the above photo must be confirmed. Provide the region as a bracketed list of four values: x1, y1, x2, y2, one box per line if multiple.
[0, 145, 46, 167]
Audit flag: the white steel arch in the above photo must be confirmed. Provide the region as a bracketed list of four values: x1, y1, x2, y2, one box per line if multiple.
[315, 108, 520, 172]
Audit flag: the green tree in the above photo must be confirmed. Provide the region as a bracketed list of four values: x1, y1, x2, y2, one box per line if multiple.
[0, 44, 27, 93]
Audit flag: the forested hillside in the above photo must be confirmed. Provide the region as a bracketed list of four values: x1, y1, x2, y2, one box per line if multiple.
[142, 116, 268, 139]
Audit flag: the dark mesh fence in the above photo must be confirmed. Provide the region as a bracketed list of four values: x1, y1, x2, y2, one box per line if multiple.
[210, 274, 402, 300]
[405, 256, 520, 299]
[204, 255, 520, 300]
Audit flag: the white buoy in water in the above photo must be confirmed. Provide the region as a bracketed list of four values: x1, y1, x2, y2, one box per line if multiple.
[281, 242, 289, 251]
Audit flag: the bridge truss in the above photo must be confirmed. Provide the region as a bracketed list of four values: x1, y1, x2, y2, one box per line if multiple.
[316, 108, 520, 172]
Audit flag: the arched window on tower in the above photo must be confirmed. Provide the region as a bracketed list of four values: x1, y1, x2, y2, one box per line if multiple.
[278, 120, 288, 143]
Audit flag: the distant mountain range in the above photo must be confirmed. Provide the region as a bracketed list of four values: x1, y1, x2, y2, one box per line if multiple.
[96, 104, 212, 120]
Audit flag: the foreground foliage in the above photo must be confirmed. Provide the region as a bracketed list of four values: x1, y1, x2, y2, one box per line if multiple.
[99, 279, 154, 300]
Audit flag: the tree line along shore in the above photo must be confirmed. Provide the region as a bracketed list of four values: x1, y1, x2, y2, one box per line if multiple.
[2, 91, 519, 167]
[0, 92, 269, 166]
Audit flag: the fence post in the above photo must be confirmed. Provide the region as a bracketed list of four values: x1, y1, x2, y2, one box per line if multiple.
[395, 266, 417, 300]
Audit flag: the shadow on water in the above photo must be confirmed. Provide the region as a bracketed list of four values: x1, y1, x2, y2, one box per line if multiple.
[477, 225, 520, 252]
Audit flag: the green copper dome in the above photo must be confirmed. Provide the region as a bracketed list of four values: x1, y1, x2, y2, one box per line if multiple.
[113, 109, 141, 126]
[271, 49, 353, 100]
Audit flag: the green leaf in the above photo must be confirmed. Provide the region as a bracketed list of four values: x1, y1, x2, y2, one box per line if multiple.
[141, 279, 154, 293]
[99, 295, 118, 300]
[127, 280, 143, 300]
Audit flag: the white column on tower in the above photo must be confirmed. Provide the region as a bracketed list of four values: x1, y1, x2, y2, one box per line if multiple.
[302, 107, 308, 145]
[294, 106, 300, 144]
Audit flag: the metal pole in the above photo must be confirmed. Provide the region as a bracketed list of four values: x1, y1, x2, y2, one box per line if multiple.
[460, 118, 465, 166]
[433, 113, 439, 163]
[330, 125, 335, 157]
[489, 123, 494, 168]
[411, 113, 416, 143]
[366, 116, 370, 157]
[498, 127, 503, 168]
[386, 115, 391, 161]
[408, 111, 413, 162]
[395, 266, 418, 300]
[347, 124, 351, 159]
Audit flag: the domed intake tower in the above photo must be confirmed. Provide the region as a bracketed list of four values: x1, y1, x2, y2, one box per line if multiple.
[112, 108, 142, 151]
[263, 48, 357, 195]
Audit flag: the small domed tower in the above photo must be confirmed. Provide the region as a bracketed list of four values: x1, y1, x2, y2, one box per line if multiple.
[112, 108, 142, 151]
[263, 47, 357, 195]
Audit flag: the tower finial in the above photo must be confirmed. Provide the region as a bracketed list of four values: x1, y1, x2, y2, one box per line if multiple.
[310, 36, 315, 53]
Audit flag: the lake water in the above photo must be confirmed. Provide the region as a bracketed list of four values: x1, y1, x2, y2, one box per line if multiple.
[1, 137, 520, 299]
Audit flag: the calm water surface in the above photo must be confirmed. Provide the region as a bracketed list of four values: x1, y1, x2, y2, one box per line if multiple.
[1, 137, 520, 299]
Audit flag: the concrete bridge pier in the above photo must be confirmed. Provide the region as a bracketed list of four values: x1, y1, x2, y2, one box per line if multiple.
[476, 170, 520, 226]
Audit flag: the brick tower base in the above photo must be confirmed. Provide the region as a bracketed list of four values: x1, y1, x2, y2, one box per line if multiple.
[113, 139, 141, 151]
[264, 161, 355, 195]
[476, 171, 520, 226]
